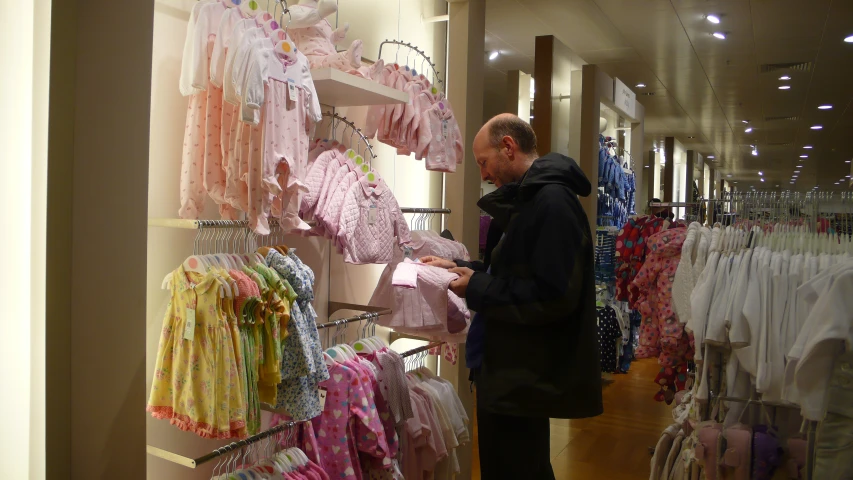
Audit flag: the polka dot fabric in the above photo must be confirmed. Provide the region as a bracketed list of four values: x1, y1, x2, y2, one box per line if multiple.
[629, 228, 694, 373]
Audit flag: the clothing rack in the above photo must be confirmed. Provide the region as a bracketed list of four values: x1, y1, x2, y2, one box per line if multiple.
[718, 396, 802, 411]
[400, 341, 445, 358]
[147, 421, 297, 468]
[147, 218, 315, 230]
[400, 207, 451, 214]
[315, 309, 392, 330]
[377, 39, 443, 87]
[321, 112, 377, 161]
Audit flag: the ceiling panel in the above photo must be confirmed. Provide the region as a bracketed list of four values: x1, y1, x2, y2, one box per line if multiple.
[482, 0, 853, 191]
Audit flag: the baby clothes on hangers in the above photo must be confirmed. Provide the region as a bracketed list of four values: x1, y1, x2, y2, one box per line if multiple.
[311, 361, 392, 480]
[148, 264, 247, 439]
[336, 177, 411, 264]
[385, 259, 471, 334]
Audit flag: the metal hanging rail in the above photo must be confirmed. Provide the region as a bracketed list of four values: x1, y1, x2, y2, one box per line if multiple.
[315, 309, 392, 330]
[146, 421, 297, 468]
[322, 112, 377, 161]
[718, 396, 801, 410]
[400, 207, 451, 214]
[400, 341, 444, 358]
[377, 39, 443, 88]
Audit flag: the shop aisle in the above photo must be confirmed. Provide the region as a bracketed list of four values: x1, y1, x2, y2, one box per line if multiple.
[471, 358, 673, 480]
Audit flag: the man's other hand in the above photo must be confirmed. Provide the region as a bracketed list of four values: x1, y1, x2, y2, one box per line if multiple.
[449, 267, 474, 298]
[420, 256, 456, 269]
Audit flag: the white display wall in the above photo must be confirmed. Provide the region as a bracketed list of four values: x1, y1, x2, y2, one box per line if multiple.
[146, 0, 449, 477]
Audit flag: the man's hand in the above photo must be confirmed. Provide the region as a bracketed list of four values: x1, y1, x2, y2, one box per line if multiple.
[449, 267, 474, 298]
[420, 256, 456, 269]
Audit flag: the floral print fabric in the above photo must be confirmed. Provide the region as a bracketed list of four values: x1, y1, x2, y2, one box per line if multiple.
[631, 228, 694, 370]
[147, 265, 247, 439]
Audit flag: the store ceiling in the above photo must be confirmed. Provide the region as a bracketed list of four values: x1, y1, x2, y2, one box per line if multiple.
[483, 0, 853, 191]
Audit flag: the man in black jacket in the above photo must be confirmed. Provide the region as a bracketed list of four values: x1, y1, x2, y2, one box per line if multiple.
[422, 114, 603, 479]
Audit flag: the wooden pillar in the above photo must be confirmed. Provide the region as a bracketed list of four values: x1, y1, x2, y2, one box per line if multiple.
[444, 1, 485, 477]
[663, 137, 675, 202]
[696, 153, 706, 197]
[630, 110, 646, 212]
[685, 150, 696, 198]
[531, 36, 554, 155]
[45, 0, 154, 475]
[708, 166, 717, 199]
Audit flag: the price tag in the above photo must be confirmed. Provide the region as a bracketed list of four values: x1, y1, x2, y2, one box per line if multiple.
[368, 204, 378, 224]
[183, 308, 196, 341]
[287, 78, 297, 100]
[318, 387, 328, 410]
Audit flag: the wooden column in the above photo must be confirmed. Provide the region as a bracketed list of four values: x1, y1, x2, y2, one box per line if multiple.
[663, 137, 675, 202]
[685, 150, 696, 198]
[696, 153, 706, 197]
[444, 1, 486, 477]
[45, 0, 154, 475]
[708, 166, 717, 199]
[531, 36, 554, 155]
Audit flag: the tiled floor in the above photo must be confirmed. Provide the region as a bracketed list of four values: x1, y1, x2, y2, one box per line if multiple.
[472, 359, 674, 480]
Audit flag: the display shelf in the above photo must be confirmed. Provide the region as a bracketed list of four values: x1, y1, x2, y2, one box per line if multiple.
[311, 67, 408, 107]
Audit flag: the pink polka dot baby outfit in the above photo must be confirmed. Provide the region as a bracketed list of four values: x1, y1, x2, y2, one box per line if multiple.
[311, 362, 391, 480]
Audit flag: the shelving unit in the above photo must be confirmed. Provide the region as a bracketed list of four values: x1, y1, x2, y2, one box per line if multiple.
[310, 67, 408, 107]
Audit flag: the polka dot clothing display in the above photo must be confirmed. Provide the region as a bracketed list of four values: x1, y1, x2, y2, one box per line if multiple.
[597, 306, 622, 373]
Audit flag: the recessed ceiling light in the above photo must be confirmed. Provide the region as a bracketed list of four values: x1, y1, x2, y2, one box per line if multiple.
[800, 155, 808, 158]
[707, 155, 715, 159]
[713, 32, 726, 39]
[636, 83, 646, 88]
[803, 145, 813, 149]
[745, 127, 753, 133]
[818, 105, 833, 110]
[687, 136, 696, 139]
[846, 160, 852, 164]
[752, 148, 759, 156]
[796, 165, 803, 168]
[779, 75, 791, 80]
[741, 120, 749, 124]
[847, 175, 852, 178]
[761, 178, 765, 182]
[795, 170, 801, 173]
[727, 174, 732, 177]
[779, 85, 791, 90]
[845, 34, 853, 43]
[811, 125, 823, 130]
[488, 51, 500, 60]
[758, 171, 763, 176]
[706, 14, 721, 24]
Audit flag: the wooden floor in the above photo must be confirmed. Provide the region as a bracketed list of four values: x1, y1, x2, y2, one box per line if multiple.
[471, 359, 674, 480]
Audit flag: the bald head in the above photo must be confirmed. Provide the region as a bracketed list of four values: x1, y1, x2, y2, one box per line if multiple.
[481, 113, 538, 155]
[473, 114, 539, 187]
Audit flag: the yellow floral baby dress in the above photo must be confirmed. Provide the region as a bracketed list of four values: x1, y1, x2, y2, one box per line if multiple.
[147, 265, 247, 439]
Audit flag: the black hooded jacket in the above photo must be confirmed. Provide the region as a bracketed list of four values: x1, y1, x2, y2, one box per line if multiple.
[456, 152, 603, 419]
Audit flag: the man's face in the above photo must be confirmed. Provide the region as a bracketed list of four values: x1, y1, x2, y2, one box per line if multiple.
[473, 131, 511, 187]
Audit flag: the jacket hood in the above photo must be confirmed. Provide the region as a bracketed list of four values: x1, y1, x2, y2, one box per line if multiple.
[520, 152, 592, 199]
[477, 153, 591, 228]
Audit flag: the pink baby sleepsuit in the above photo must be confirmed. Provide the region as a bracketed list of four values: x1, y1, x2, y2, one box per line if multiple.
[243, 45, 321, 233]
[178, 2, 225, 219]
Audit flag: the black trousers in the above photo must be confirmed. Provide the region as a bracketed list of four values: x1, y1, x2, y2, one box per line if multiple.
[477, 388, 556, 479]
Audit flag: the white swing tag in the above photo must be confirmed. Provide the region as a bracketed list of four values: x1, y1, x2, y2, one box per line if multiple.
[183, 308, 197, 341]
[368, 203, 378, 225]
[318, 387, 328, 410]
[442, 119, 449, 139]
[287, 78, 297, 100]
